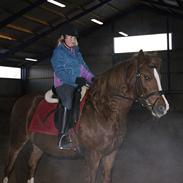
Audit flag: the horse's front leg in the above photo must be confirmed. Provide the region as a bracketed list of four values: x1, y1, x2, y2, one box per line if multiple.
[101, 150, 118, 183]
[85, 151, 102, 183]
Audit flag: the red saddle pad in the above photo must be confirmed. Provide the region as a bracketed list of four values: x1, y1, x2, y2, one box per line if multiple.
[28, 94, 87, 136]
[28, 99, 58, 136]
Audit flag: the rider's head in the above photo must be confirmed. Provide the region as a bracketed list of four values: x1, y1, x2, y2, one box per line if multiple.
[57, 23, 78, 47]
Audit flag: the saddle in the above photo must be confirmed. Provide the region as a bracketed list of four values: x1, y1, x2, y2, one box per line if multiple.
[28, 85, 88, 136]
[45, 85, 88, 103]
[45, 85, 88, 126]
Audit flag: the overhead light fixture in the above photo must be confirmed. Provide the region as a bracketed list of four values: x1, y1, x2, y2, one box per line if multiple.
[25, 58, 38, 62]
[47, 0, 66, 8]
[119, 31, 128, 37]
[91, 18, 103, 25]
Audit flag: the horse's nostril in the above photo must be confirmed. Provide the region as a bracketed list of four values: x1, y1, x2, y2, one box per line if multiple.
[159, 105, 165, 113]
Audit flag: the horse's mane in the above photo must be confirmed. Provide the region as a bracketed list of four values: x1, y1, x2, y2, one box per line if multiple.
[89, 51, 161, 115]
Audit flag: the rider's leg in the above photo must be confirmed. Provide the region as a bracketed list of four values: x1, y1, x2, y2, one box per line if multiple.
[56, 84, 75, 149]
[72, 86, 81, 124]
[58, 106, 73, 149]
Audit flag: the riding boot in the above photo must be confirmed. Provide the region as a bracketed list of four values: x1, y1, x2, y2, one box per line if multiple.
[58, 107, 73, 150]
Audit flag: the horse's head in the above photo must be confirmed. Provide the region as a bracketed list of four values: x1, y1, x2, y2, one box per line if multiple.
[134, 50, 169, 118]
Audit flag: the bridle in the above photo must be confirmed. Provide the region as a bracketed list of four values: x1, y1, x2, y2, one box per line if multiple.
[135, 70, 163, 109]
[112, 65, 164, 110]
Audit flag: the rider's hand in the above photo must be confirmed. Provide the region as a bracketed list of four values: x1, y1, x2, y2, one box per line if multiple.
[75, 77, 87, 87]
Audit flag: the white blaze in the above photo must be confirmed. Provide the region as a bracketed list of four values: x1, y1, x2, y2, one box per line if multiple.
[153, 68, 169, 112]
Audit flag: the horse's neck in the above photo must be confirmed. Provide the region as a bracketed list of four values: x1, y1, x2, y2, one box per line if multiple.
[89, 94, 133, 123]
[112, 98, 133, 116]
[89, 61, 137, 120]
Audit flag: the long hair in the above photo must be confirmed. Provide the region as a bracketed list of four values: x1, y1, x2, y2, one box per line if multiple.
[57, 35, 78, 47]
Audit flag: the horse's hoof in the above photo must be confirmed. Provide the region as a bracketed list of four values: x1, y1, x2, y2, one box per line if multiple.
[3, 177, 8, 183]
[27, 177, 34, 183]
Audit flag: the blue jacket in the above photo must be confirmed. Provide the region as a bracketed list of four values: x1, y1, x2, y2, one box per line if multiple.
[51, 44, 93, 87]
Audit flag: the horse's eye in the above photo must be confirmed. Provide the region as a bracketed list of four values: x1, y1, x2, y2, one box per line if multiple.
[144, 75, 151, 80]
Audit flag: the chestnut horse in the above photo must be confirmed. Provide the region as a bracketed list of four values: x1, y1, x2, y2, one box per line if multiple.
[3, 50, 169, 183]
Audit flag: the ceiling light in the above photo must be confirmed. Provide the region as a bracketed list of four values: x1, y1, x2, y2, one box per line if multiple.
[25, 58, 38, 62]
[47, 0, 66, 8]
[119, 31, 128, 37]
[91, 19, 103, 25]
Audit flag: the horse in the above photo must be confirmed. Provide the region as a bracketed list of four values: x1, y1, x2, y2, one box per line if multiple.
[2, 50, 169, 183]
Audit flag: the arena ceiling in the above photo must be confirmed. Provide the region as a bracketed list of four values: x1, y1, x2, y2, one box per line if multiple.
[0, 0, 183, 67]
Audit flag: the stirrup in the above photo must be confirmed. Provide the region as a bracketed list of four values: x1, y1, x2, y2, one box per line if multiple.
[58, 133, 73, 150]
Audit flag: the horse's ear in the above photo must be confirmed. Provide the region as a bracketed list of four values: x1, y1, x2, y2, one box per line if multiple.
[138, 49, 144, 57]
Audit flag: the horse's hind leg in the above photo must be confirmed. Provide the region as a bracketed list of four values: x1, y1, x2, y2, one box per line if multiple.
[27, 144, 43, 183]
[3, 139, 28, 183]
[101, 150, 117, 183]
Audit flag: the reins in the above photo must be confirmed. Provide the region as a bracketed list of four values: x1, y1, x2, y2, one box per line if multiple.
[111, 94, 134, 101]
